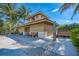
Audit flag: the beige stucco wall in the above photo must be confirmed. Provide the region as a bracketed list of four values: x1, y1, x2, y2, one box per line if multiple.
[47, 32, 53, 36]
[18, 26, 30, 35]
[30, 23, 45, 32]
[18, 22, 54, 38]
[29, 22, 53, 37]
[44, 23, 53, 37]
[18, 27, 26, 35]
[18, 27, 25, 33]
[30, 22, 53, 32]
[44, 23, 53, 32]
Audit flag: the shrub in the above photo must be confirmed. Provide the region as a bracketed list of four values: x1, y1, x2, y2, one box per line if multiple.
[70, 28, 79, 51]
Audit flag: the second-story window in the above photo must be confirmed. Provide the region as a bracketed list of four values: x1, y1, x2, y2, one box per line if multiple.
[35, 16, 39, 21]
[40, 15, 44, 19]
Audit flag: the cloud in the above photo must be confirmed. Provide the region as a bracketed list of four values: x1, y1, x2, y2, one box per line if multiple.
[66, 20, 70, 23]
[77, 21, 79, 24]
[52, 8, 59, 13]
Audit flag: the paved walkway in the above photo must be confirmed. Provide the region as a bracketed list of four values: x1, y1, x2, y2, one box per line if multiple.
[0, 35, 59, 56]
[55, 38, 79, 56]
[0, 35, 79, 56]
[0, 35, 34, 49]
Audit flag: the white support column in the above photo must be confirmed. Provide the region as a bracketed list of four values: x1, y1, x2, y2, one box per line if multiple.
[23, 31, 26, 35]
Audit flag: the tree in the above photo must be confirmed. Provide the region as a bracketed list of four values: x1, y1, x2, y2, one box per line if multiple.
[0, 3, 30, 34]
[0, 18, 4, 33]
[0, 18, 3, 27]
[2, 21, 11, 34]
[60, 4, 79, 51]
[60, 3, 79, 19]
[0, 4, 17, 34]
[57, 23, 79, 31]
[70, 28, 79, 51]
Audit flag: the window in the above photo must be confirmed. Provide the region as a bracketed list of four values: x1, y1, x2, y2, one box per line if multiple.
[35, 16, 39, 20]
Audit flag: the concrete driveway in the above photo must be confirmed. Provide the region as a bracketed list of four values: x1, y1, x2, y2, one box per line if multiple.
[0, 35, 79, 56]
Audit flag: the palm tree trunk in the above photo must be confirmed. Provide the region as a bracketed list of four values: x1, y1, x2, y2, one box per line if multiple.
[8, 22, 13, 35]
[8, 24, 12, 35]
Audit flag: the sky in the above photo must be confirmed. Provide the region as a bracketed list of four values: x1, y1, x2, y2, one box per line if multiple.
[16, 3, 79, 25]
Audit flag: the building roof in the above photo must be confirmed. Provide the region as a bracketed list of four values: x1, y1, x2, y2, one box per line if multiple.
[28, 12, 48, 19]
[27, 19, 54, 25]
[19, 19, 54, 28]
[19, 12, 55, 28]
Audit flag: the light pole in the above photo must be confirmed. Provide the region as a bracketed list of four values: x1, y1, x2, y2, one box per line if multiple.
[53, 21, 57, 41]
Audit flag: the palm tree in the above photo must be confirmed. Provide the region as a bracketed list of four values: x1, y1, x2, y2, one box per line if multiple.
[60, 3, 79, 19]
[0, 3, 30, 34]
[0, 18, 4, 33]
[12, 5, 30, 34]
[0, 4, 17, 34]
[52, 3, 79, 41]
[0, 18, 3, 27]
[17, 6, 30, 20]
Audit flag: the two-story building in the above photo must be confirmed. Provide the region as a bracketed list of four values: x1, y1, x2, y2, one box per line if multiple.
[18, 12, 55, 38]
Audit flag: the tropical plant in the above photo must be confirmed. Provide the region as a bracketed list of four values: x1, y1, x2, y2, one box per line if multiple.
[0, 18, 4, 33]
[2, 21, 11, 34]
[57, 23, 79, 31]
[70, 28, 79, 51]
[0, 18, 3, 27]
[0, 3, 30, 34]
[60, 3, 79, 19]
[60, 3, 79, 51]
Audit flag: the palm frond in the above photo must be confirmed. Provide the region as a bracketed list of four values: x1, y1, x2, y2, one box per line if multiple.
[18, 6, 30, 20]
[60, 3, 75, 14]
[71, 4, 79, 19]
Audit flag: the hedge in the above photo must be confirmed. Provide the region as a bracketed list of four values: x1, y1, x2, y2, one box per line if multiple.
[70, 28, 79, 51]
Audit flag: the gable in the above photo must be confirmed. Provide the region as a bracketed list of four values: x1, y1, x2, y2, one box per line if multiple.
[28, 12, 48, 22]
